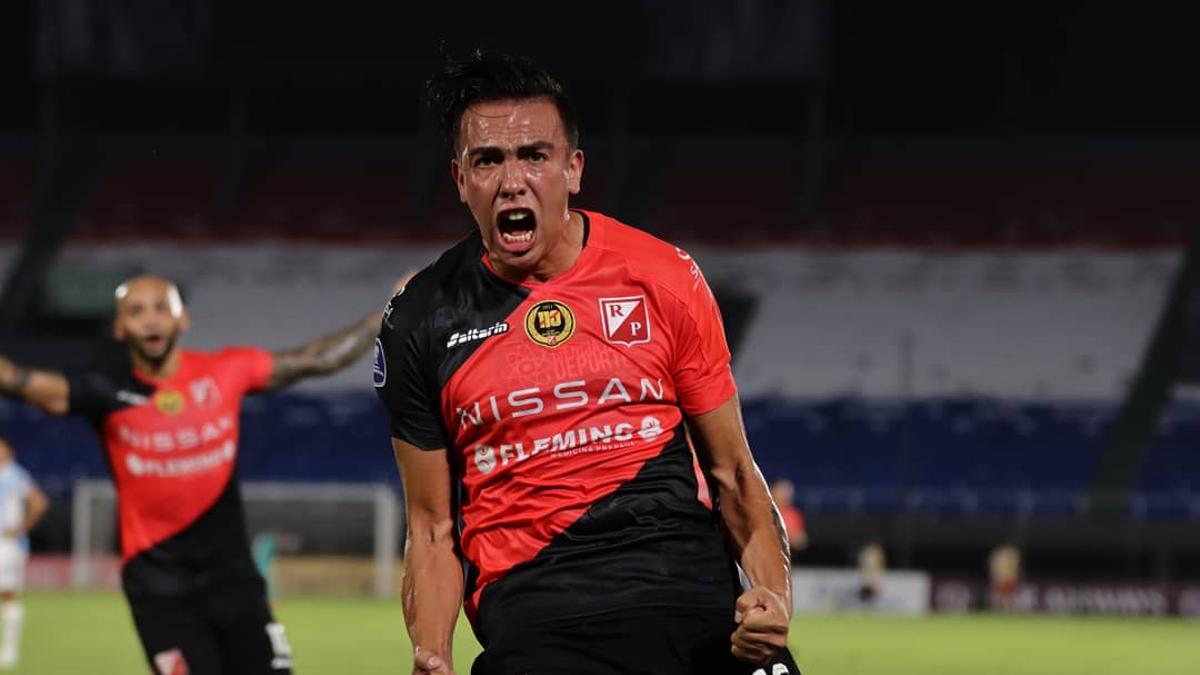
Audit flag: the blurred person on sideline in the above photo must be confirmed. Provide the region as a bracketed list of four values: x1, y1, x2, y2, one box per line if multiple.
[251, 530, 301, 600]
[0, 437, 47, 670]
[857, 540, 886, 605]
[770, 478, 808, 560]
[0, 274, 406, 675]
[988, 543, 1022, 610]
[376, 51, 799, 674]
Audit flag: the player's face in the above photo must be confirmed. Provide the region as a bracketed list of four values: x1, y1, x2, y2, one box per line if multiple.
[0, 440, 10, 464]
[113, 278, 189, 365]
[452, 98, 583, 278]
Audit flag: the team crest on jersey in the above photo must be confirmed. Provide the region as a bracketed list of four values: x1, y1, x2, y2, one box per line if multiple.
[188, 377, 221, 408]
[153, 389, 186, 416]
[599, 295, 652, 347]
[524, 300, 575, 348]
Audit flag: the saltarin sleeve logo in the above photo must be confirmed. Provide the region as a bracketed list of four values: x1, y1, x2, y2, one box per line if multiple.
[524, 300, 575, 348]
[372, 338, 387, 388]
[599, 295, 652, 347]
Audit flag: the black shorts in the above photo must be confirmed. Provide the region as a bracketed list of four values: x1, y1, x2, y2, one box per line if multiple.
[470, 608, 801, 675]
[127, 578, 293, 675]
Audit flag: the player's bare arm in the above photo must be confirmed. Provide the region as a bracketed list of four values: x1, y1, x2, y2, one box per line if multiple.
[688, 395, 792, 663]
[266, 312, 381, 390]
[266, 275, 415, 390]
[0, 355, 69, 416]
[393, 438, 462, 675]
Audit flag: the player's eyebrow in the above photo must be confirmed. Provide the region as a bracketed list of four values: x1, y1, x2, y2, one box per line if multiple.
[466, 140, 555, 159]
[517, 141, 555, 156]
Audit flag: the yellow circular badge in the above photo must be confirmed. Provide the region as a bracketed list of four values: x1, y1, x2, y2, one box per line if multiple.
[524, 300, 575, 348]
[153, 389, 186, 416]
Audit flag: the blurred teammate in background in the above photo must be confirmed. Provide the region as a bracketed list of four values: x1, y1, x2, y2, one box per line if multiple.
[770, 478, 808, 560]
[0, 437, 47, 670]
[0, 274, 403, 675]
[857, 540, 887, 605]
[376, 52, 799, 674]
[988, 543, 1022, 610]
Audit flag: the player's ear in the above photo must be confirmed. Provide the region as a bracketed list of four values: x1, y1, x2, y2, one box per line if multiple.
[178, 309, 192, 334]
[451, 158, 466, 203]
[566, 148, 584, 195]
[112, 317, 125, 342]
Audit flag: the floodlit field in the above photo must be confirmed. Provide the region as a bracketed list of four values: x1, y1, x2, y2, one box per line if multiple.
[14, 591, 1200, 674]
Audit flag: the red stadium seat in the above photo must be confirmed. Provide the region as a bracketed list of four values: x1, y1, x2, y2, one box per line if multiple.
[649, 160, 807, 244]
[820, 160, 1199, 248]
[75, 157, 224, 241]
[229, 160, 410, 240]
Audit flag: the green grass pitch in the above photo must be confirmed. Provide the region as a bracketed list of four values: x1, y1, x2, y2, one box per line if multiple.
[12, 591, 1199, 673]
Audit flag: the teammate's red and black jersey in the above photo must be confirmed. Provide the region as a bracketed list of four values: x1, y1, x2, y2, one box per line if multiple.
[67, 348, 274, 597]
[375, 210, 741, 640]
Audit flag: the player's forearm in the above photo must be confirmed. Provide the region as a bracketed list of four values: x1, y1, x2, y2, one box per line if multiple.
[402, 523, 463, 663]
[0, 355, 31, 399]
[712, 460, 793, 606]
[0, 354, 69, 414]
[266, 312, 379, 389]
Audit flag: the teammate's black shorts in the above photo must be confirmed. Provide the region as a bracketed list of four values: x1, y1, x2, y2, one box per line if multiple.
[470, 607, 801, 675]
[127, 577, 293, 675]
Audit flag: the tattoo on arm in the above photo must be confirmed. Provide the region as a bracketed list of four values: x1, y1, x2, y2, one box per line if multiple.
[267, 315, 379, 390]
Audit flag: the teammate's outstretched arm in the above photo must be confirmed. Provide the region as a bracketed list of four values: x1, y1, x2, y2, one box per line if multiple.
[264, 275, 414, 391]
[0, 355, 69, 416]
[688, 395, 792, 664]
[393, 439, 462, 675]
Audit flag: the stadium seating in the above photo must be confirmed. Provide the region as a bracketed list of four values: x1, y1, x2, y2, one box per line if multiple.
[63, 152, 1196, 247]
[16, 393, 1199, 521]
[1136, 400, 1200, 520]
[230, 160, 412, 240]
[818, 160, 1199, 248]
[73, 157, 224, 241]
[13, 147, 1193, 525]
[744, 397, 1115, 518]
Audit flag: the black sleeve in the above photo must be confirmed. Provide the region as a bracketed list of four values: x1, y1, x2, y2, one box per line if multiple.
[374, 267, 449, 451]
[65, 369, 123, 424]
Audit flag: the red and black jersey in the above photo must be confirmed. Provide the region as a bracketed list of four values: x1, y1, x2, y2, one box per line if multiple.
[375, 210, 741, 640]
[68, 348, 273, 597]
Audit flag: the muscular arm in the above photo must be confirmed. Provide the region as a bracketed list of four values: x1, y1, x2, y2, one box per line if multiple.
[265, 310, 382, 391]
[688, 395, 792, 662]
[0, 354, 69, 416]
[394, 438, 462, 674]
[266, 275, 414, 391]
[690, 395, 791, 601]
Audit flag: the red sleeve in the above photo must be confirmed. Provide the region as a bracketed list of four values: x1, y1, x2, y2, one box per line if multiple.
[220, 347, 275, 393]
[668, 257, 737, 417]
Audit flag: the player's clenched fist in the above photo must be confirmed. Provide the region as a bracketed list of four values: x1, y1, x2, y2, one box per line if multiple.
[731, 586, 791, 664]
[413, 646, 455, 675]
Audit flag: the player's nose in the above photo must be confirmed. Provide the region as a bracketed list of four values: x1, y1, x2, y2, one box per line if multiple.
[498, 158, 526, 198]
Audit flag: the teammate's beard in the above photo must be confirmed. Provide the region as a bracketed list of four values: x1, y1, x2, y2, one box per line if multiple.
[126, 332, 179, 369]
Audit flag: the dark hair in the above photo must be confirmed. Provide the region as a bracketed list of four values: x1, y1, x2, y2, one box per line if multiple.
[424, 50, 579, 154]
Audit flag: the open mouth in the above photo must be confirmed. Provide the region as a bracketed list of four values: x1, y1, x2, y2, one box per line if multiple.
[141, 333, 167, 351]
[496, 208, 536, 252]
